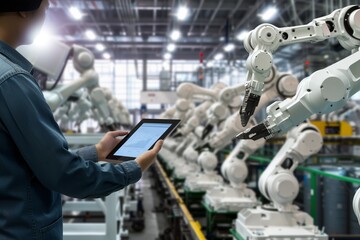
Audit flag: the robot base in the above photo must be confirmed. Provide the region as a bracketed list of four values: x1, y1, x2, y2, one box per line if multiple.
[235, 206, 328, 240]
[184, 172, 223, 192]
[158, 148, 177, 165]
[168, 157, 186, 169]
[203, 185, 259, 212]
[173, 162, 201, 179]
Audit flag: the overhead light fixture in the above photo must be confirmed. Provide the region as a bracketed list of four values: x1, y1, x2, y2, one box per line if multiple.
[95, 43, 105, 52]
[170, 30, 181, 41]
[223, 43, 235, 52]
[69, 6, 83, 20]
[103, 52, 111, 59]
[259, 6, 279, 21]
[167, 43, 176, 52]
[164, 53, 172, 60]
[236, 30, 249, 41]
[85, 29, 96, 40]
[138, 32, 142, 36]
[122, 32, 127, 36]
[176, 6, 189, 21]
[214, 53, 224, 61]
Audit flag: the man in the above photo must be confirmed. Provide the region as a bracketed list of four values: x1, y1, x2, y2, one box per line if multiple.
[0, 1, 162, 239]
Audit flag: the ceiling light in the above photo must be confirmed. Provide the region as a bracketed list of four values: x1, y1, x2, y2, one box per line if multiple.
[259, 6, 278, 21]
[170, 30, 181, 41]
[167, 43, 176, 52]
[138, 32, 142, 36]
[69, 6, 83, 20]
[214, 53, 224, 61]
[236, 30, 249, 41]
[176, 6, 189, 21]
[164, 53, 172, 60]
[85, 29, 96, 40]
[224, 43, 235, 52]
[122, 32, 127, 36]
[103, 52, 111, 59]
[95, 43, 105, 52]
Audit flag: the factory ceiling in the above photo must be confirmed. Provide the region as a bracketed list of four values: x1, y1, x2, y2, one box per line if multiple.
[46, 0, 358, 64]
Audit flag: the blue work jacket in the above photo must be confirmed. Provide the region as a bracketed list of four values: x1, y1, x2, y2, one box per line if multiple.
[0, 41, 142, 239]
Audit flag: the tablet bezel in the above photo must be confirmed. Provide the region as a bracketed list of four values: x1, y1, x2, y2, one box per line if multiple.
[106, 119, 181, 161]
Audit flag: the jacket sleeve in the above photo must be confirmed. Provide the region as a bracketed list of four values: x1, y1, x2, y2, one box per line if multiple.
[71, 145, 98, 163]
[0, 74, 142, 198]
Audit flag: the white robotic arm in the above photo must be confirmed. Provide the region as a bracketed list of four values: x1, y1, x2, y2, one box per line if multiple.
[42, 45, 98, 111]
[67, 92, 92, 128]
[237, 49, 360, 140]
[19, 41, 116, 130]
[172, 82, 227, 136]
[239, 5, 360, 126]
[160, 106, 177, 119]
[221, 138, 266, 188]
[173, 98, 194, 122]
[258, 122, 323, 212]
[175, 101, 213, 136]
[176, 82, 224, 100]
[201, 83, 246, 139]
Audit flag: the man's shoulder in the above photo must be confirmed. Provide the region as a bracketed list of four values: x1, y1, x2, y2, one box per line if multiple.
[0, 54, 31, 85]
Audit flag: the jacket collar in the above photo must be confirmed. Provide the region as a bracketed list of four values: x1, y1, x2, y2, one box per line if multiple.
[0, 41, 33, 73]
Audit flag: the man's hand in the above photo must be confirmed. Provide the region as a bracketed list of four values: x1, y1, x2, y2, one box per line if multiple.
[135, 140, 163, 171]
[95, 130, 129, 161]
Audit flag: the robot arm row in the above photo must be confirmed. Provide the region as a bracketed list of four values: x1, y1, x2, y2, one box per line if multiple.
[204, 67, 298, 150]
[239, 5, 360, 126]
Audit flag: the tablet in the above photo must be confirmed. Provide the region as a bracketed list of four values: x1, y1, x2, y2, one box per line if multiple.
[106, 119, 181, 161]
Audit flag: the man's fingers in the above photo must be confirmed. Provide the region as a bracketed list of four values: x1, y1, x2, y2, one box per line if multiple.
[108, 130, 129, 138]
[151, 140, 163, 152]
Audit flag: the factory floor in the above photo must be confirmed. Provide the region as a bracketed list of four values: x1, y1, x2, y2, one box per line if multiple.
[128, 170, 168, 240]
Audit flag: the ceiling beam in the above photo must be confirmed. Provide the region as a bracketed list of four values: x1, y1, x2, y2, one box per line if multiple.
[58, 19, 236, 29]
[205, 0, 267, 61]
[202, 0, 224, 35]
[188, 0, 204, 35]
[152, 0, 157, 35]
[62, 40, 219, 49]
[217, 0, 244, 34]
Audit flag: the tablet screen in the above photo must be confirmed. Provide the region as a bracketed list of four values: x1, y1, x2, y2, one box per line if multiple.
[106, 119, 180, 161]
[114, 123, 172, 158]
